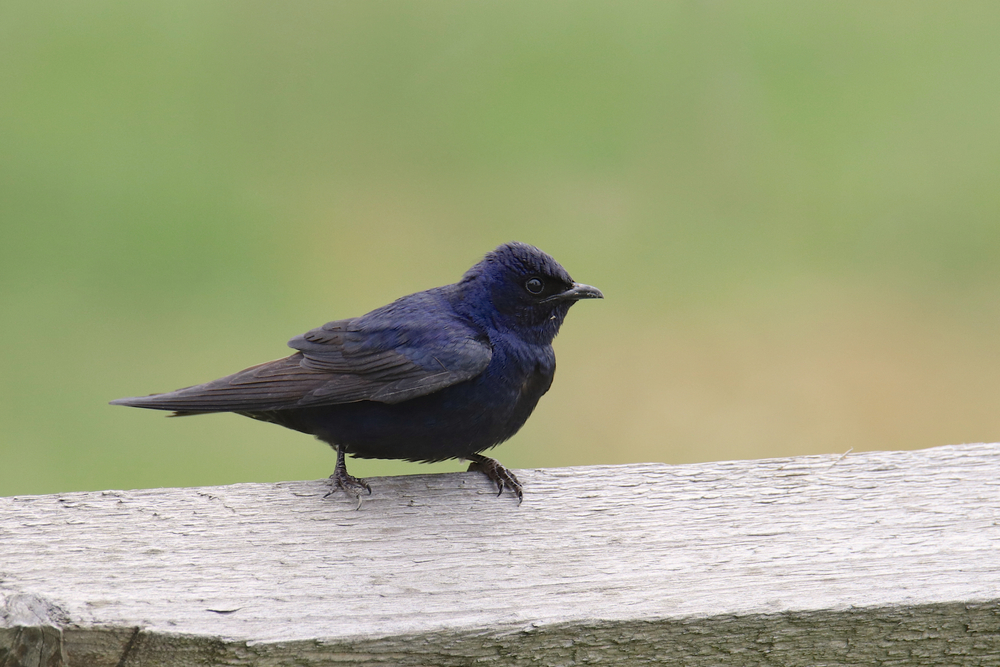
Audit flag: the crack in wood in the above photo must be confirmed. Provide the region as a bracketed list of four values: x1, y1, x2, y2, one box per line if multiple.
[114, 627, 140, 667]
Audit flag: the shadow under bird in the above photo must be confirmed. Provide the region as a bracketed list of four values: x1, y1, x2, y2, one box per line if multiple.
[111, 242, 603, 503]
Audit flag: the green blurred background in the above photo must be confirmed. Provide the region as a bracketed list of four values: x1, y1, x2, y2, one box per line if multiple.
[3, 1, 1000, 497]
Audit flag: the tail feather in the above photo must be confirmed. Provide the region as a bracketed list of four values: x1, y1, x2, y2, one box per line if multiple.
[109, 390, 224, 414]
[108, 354, 327, 414]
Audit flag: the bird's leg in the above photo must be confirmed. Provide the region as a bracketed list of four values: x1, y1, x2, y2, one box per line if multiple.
[325, 445, 372, 508]
[466, 454, 522, 504]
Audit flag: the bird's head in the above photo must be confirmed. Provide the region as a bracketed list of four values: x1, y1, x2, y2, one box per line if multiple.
[455, 242, 603, 344]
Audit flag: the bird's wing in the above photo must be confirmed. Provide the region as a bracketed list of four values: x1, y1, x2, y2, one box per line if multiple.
[289, 315, 492, 405]
[110, 314, 492, 413]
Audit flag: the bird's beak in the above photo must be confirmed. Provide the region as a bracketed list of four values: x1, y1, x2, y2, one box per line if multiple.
[546, 282, 604, 302]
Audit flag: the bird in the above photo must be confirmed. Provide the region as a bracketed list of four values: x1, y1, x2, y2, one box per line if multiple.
[111, 241, 603, 504]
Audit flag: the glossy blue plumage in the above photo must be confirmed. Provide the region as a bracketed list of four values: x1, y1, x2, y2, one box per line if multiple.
[111, 242, 602, 500]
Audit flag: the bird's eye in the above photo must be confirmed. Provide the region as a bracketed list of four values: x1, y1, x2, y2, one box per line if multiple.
[525, 277, 544, 295]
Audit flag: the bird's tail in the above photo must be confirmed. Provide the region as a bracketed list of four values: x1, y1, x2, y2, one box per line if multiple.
[109, 387, 221, 416]
[109, 355, 313, 415]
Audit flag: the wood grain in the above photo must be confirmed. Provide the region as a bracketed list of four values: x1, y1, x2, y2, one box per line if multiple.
[2, 443, 1000, 665]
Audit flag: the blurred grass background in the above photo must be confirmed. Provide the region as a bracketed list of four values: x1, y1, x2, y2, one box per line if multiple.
[3, 1, 1000, 496]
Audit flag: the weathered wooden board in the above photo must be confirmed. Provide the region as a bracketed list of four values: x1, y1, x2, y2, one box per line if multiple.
[2, 443, 1000, 666]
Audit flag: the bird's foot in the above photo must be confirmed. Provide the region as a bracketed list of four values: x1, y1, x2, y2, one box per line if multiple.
[467, 455, 522, 504]
[325, 447, 372, 509]
[325, 470, 372, 509]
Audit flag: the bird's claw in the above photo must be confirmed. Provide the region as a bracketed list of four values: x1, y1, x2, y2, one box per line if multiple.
[467, 455, 523, 504]
[325, 470, 372, 509]
[324, 446, 372, 508]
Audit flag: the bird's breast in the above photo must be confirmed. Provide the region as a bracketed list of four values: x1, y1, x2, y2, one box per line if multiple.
[517, 363, 554, 403]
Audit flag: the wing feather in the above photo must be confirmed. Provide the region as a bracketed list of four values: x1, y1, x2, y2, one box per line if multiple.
[111, 312, 492, 413]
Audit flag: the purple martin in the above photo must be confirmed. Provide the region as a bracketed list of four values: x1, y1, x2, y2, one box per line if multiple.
[112, 242, 603, 503]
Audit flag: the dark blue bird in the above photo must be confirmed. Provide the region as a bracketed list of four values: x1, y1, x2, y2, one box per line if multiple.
[111, 242, 602, 503]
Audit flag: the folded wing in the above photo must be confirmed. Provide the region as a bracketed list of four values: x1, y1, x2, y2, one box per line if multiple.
[110, 314, 492, 414]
